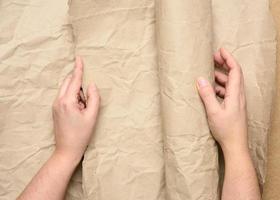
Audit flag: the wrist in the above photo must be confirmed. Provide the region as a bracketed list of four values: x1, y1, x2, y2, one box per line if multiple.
[219, 133, 249, 157]
[220, 142, 251, 161]
[53, 149, 82, 167]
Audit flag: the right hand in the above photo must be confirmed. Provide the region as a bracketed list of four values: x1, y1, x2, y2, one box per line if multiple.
[196, 48, 248, 154]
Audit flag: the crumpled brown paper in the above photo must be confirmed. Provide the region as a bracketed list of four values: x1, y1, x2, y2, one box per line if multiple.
[156, 1, 219, 199]
[212, 0, 277, 190]
[0, 0, 276, 199]
[263, 0, 280, 199]
[70, 0, 165, 199]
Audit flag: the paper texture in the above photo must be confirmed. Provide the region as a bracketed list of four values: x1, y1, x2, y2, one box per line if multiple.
[70, 0, 165, 199]
[0, 0, 277, 199]
[263, 0, 280, 199]
[156, 1, 219, 199]
[212, 0, 277, 188]
[0, 1, 81, 199]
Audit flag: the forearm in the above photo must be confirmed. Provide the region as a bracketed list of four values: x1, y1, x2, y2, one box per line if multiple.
[17, 150, 80, 200]
[221, 145, 261, 200]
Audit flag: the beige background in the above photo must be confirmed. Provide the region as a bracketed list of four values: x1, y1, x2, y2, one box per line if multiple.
[264, 0, 280, 199]
[0, 1, 278, 199]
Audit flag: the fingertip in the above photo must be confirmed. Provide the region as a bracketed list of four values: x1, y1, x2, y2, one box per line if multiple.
[66, 57, 84, 96]
[220, 47, 228, 58]
[222, 47, 235, 59]
[75, 56, 83, 70]
[85, 83, 100, 118]
[76, 55, 81, 62]
[196, 77, 212, 100]
[88, 83, 98, 93]
[87, 83, 100, 103]
[220, 47, 226, 53]
[221, 47, 232, 56]
[213, 49, 224, 66]
[197, 77, 209, 89]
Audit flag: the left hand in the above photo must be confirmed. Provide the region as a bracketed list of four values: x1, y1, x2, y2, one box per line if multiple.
[52, 57, 100, 162]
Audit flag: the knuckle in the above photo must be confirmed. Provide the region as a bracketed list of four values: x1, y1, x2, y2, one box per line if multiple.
[57, 98, 71, 110]
[208, 108, 220, 117]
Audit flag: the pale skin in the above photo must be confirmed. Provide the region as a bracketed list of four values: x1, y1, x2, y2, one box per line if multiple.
[17, 49, 260, 200]
[197, 48, 261, 200]
[17, 57, 100, 200]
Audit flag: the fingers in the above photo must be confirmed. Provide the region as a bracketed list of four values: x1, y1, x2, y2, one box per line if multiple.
[85, 83, 100, 119]
[215, 84, 226, 98]
[214, 69, 227, 98]
[66, 56, 84, 98]
[197, 77, 221, 115]
[57, 74, 72, 98]
[214, 48, 243, 106]
[219, 48, 239, 70]
[220, 48, 242, 95]
[214, 51, 226, 68]
[214, 70, 228, 86]
[214, 48, 239, 71]
[78, 101, 86, 110]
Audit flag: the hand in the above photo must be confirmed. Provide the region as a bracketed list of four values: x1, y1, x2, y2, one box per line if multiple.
[52, 57, 100, 163]
[196, 48, 248, 154]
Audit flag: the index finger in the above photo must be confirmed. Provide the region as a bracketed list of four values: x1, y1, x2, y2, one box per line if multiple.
[219, 48, 242, 106]
[66, 56, 84, 98]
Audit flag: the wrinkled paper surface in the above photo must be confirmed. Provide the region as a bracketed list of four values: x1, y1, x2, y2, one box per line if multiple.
[0, 0, 276, 199]
[263, 0, 280, 199]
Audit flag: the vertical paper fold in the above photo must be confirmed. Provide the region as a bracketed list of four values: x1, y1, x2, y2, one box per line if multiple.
[212, 0, 277, 188]
[69, 1, 165, 199]
[156, 0, 219, 199]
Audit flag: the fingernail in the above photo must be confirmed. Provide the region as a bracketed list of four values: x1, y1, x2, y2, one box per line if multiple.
[197, 77, 208, 88]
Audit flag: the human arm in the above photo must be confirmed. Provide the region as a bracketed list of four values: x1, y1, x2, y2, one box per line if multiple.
[17, 57, 100, 200]
[196, 48, 261, 200]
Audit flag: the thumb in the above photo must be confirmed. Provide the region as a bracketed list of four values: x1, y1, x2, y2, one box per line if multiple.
[196, 77, 221, 115]
[85, 83, 100, 119]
